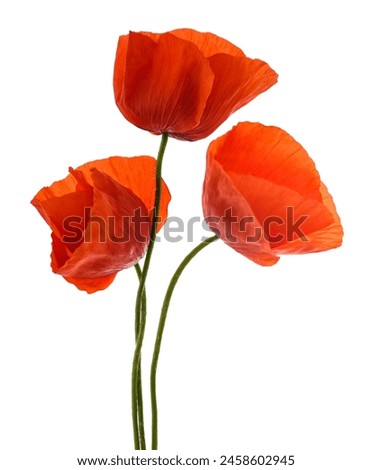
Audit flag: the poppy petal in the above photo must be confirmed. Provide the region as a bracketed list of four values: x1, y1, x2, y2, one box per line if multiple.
[203, 159, 279, 266]
[115, 32, 214, 135]
[31, 178, 93, 241]
[230, 173, 337, 251]
[58, 169, 150, 279]
[50, 233, 115, 293]
[113, 34, 130, 107]
[211, 122, 323, 201]
[71, 156, 171, 230]
[168, 29, 246, 58]
[273, 182, 344, 254]
[51, 233, 72, 272]
[181, 57, 278, 141]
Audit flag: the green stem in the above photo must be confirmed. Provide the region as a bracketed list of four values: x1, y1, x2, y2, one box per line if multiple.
[132, 133, 169, 450]
[134, 263, 146, 450]
[150, 235, 218, 449]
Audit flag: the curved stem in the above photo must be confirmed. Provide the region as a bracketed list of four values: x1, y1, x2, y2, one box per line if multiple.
[150, 235, 218, 449]
[134, 263, 146, 450]
[132, 133, 169, 450]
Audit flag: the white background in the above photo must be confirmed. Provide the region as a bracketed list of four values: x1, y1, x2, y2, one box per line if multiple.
[1, 1, 371, 468]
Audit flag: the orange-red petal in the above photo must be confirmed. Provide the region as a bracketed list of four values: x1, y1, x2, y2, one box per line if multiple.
[31, 181, 92, 244]
[51, 234, 116, 293]
[274, 182, 344, 254]
[180, 57, 278, 141]
[203, 158, 279, 266]
[211, 122, 323, 201]
[114, 32, 214, 135]
[168, 29, 246, 58]
[70, 156, 171, 230]
[58, 169, 150, 279]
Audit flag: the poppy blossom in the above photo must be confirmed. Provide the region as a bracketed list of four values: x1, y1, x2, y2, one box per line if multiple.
[202, 122, 343, 266]
[31, 157, 171, 293]
[114, 29, 278, 141]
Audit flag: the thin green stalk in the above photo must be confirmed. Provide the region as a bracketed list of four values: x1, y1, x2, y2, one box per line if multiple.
[134, 263, 146, 450]
[132, 132, 169, 450]
[150, 235, 218, 449]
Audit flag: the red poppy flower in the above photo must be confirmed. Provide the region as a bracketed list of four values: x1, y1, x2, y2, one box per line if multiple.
[203, 122, 343, 266]
[31, 157, 171, 293]
[114, 29, 278, 141]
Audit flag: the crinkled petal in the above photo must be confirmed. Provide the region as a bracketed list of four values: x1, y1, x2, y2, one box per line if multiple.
[50, 234, 115, 293]
[179, 59, 278, 141]
[168, 29, 246, 57]
[211, 122, 323, 201]
[114, 32, 214, 135]
[58, 169, 150, 279]
[51, 233, 71, 272]
[203, 159, 279, 266]
[231, 173, 337, 251]
[273, 182, 344, 254]
[31, 176, 93, 242]
[72, 156, 171, 230]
